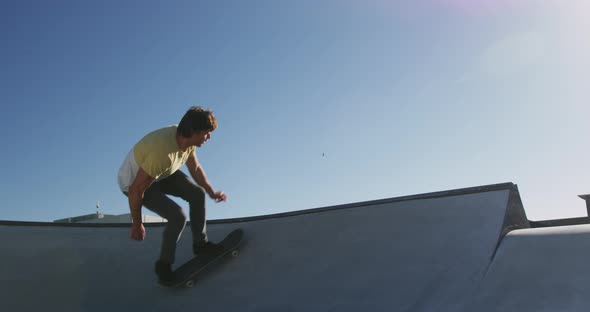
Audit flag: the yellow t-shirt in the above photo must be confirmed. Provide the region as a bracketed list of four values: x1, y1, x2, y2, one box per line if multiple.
[117, 125, 195, 191]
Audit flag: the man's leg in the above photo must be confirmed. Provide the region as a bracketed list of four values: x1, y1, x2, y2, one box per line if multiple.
[141, 183, 187, 265]
[157, 171, 208, 247]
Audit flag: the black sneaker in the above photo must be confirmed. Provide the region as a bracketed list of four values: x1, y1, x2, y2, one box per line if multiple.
[154, 260, 173, 283]
[193, 241, 225, 256]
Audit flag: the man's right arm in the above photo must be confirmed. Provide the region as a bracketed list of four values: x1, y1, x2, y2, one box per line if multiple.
[128, 168, 155, 225]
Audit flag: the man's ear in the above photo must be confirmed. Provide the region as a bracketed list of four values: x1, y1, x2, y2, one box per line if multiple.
[190, 130, 202, 140]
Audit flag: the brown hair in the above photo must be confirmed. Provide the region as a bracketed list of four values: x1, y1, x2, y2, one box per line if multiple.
[177, 106, 217, 137]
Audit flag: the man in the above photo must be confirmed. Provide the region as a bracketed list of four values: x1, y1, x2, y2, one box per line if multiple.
[117, 106, 227, 282]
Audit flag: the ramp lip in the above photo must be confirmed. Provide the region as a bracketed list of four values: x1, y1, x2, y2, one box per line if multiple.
[0, 182, 517, 227]
[212, 182, 517, 224]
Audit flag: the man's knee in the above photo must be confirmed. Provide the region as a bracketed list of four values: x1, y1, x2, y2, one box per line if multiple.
[167, 210, 188, 227]
[186, 185, 206, 204]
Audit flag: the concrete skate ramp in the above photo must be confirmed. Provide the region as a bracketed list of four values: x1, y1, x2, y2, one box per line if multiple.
[466, 224, 590, 311]
[1, 183, 526, 312]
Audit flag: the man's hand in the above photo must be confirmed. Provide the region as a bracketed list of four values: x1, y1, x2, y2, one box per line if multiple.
[186, 155, 227, 203]
[130, 223, 146, 241]
[209, 191, 227, 203]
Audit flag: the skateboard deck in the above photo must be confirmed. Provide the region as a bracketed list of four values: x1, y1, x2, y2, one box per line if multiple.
[160, 228, 244, 288]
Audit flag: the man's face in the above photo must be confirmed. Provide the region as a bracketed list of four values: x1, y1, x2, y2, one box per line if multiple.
[194, 130, 212, 147]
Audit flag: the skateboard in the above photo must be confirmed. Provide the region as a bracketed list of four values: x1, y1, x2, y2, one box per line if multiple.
[160, 228, 244, 288]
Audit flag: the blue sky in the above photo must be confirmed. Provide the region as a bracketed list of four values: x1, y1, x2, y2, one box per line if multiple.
[1, 0, 589, 222]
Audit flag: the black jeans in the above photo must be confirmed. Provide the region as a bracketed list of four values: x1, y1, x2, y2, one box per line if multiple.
[124, 170, 207, 264]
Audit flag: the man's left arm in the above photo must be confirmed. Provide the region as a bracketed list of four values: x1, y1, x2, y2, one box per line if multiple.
[186, 152, 227, 202]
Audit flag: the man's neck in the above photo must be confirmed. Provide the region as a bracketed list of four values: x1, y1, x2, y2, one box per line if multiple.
[176, 135, 192, 151]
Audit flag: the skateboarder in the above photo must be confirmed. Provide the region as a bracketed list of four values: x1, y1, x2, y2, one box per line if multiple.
[117, 106, 228, 283]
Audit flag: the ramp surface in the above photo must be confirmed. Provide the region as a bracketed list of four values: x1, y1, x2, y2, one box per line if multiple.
[2, 183, 588, 311]
[466, 224, 590, 311]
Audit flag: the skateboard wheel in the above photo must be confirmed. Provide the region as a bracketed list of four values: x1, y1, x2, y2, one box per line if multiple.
[231, 250, 239, 257]
[185, 280, 195, 288]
